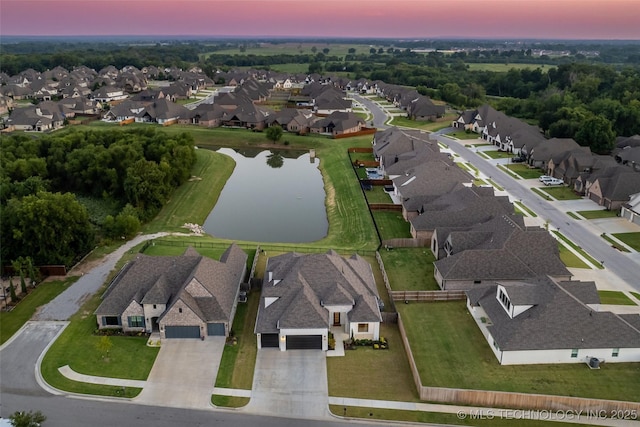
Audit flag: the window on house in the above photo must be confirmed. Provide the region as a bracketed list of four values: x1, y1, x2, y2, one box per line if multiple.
[153, 304, 156, 309]
[358, 323, 368, 333]
[571, 349, 579, 358]
[103, 316, 120, 326]
[128, 316, 145, 328]
[178, 308, 183, 314]
[612, 348, 619, 357]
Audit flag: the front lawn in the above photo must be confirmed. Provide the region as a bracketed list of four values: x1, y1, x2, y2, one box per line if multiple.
[372, 211, 411, 240]
[1, 277, 78, 345]
[327, 323, 418, 401]
[390, 115, 457, 131]
[541, 186, 582, 200]
[577, 209, 619, 219]
[398, 301, 640, 400]
[557, 245, 590, 269]
[504, 164, 543, 179]
[598, 290, 637, 306]
[379, 248, 439, 291]
[612, 232, 640, 251]
[40, 284, 158, 398]
[483, 150, 512, 159]
[447, 131, 480, 140]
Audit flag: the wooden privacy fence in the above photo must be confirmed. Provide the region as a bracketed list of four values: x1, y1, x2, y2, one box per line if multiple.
[348, 147, 374, 153]
[381, 238, 430, 247]
[396, 312, 640, 413]
[333, 128, 377, 139]
[369, 204, 402, 212]
[375, 251, 396, 312]
[392, 290, 465, 302]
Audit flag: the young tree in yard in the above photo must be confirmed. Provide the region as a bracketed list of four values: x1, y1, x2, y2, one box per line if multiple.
[27, 257, 38, 287]
[96, 335, 113, 359]
[265, 125, 283, 143]
[9, 277, 17, 302]
[19, 271, 27, 295]
[9, 410, 46, 427]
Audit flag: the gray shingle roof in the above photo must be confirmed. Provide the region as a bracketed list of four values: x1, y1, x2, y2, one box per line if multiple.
[255, 251, 381, 334]
[468, 276, 640, 351]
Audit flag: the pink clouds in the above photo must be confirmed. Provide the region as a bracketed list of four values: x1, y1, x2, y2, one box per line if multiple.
[1, 0, 638, 39]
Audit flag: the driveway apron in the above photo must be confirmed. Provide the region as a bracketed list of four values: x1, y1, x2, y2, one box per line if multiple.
[134, 337, 224, 409]
[243, 350, 329, 420]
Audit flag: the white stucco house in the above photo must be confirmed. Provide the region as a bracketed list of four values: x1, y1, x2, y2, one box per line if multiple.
[466, 276, 640, 365]
[255, 250, 382, 351]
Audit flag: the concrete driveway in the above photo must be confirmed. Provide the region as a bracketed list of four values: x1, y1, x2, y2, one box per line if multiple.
[242, 349, 329, 420]
[134, 337, 225, 409]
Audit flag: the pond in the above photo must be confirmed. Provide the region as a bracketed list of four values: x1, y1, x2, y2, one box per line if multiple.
[203, 148, 329, 243]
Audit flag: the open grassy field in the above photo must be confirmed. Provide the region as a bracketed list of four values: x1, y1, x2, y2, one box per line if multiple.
[612, 232, 640, 251]
[379, 248, 439, 291]
[201, 42, 384, 58]
[466, 63, 555, 72]
[398, 301, 640, 400]
[0, 277, 78, 345]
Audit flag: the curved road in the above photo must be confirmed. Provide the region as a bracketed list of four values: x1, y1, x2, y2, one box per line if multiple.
[351, 93, 390, 129]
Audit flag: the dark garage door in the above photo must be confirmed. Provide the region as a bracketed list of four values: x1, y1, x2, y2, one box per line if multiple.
[261, 333, 279, 348]
[207, 323, 225, 336]
[286, 335, 322, 350]
[165, 325, 200, 339]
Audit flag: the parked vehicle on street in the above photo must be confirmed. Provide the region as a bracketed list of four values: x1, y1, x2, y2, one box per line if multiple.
[539, 175, 554, 182]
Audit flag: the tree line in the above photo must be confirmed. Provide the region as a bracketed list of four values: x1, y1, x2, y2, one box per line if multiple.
[1, 128, 196, 266]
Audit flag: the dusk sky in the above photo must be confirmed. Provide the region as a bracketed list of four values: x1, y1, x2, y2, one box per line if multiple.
[1, 0, 639, 40]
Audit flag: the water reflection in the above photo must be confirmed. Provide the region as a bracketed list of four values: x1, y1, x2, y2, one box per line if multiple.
[203, 148, 328, 243]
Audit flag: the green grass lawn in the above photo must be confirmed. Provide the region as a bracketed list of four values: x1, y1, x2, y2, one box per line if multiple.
[466, 63, 554, 72]
[364, 186, 392, 204]
[632, 292, 640, 301]
[553, 231, 603, 269]
[600, 234, 631, 252]
[532, 188, 552, 200]
[398, 301, 640, 400]
[558, 245, 590, 269]
[577, 210, 619, 219]
[540, 186, 582, 200]
[513, 201, 537, 217]
[327, 323, 418, 401]
[483, 150, 512, 159]
[0, 277, 78, 345]
[503, 164, 543, 179]
[143, 149, 235, 233]
[566, 212, 581, 220]
[40, 283, 159, 398]
[379, 248, 440, 291]
[598, 291, 637, 306]
[212, 289, 258, 408]
[330, 406, 590, 427]
[390, 115, 456, 131]
[372, 211, 411, 240]
[611, 232, 640, 251]
[446, 131, 480, 140]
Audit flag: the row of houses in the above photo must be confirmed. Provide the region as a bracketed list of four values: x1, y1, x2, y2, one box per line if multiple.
[454, 104, 640, 216]
[371, 127, 640, 365]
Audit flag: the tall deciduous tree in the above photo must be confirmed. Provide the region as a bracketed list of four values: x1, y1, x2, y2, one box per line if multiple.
[1, 192, 94, 266]
[575, 114, 616, 154]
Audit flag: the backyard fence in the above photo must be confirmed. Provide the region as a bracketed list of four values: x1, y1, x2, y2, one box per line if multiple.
[396, 312, 640, 413]
[391, 290, 465, 302]
[381, 238, 430, 248]
[369, 204, 403, 212]
[347, 147, 374, 153]
[333, 128, 377, 139]
[375, 251, 396, 312]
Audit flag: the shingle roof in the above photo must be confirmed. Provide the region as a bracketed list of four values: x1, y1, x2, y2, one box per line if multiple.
[468, 276, 640, 351]
[255, 251, 381, 334]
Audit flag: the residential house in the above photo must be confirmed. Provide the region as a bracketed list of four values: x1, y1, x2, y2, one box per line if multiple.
[220, 103, 269, 130]
[433, 228, 571, 290]
[621, 192, 640, 226]
[58, 97, 102, 115]
[391, 160, 473, 220]
[93, 85, 128, 103]
[185, 103, 226, 127]
[406, 96, 445, 121]
[373, 127, 440, 176]
[103, 100, 147, 122]
[585, 167, 640, 210]
[614, 146, 640, 173]
[255, 250, 382, 351]
[265, 108, 316, 134]
[95, 244, 248, 339]
[135, 98, 190, 125]
[309, 111, 364, 137]
[528, 138, 581, 170]
[466, 276, 640, 365]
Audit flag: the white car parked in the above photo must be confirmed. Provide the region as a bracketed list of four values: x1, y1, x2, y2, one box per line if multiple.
[539, 175, 554, 182]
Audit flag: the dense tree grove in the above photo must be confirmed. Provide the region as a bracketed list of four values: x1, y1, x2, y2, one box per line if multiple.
[1, 128, 196, 266]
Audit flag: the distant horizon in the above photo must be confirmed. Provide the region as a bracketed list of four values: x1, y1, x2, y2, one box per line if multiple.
[1, 0, 639, 40]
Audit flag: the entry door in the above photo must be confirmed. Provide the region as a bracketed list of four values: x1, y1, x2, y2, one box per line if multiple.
[333, 312, 340, 326]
